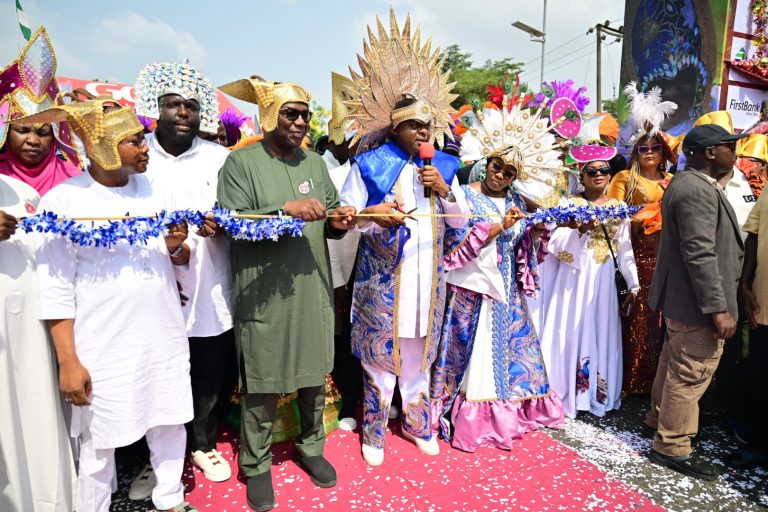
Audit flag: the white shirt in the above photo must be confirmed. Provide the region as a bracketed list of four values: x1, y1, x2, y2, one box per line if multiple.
[722, 169, 758, 241]
[341, 160, 467, 338]
[145, 133, 233, 338]
[36, 172, 192, 449]
[325, 159, 360, 288]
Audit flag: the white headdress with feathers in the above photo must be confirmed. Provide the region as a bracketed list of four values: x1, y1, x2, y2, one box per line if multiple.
[623, 81, 677, 140]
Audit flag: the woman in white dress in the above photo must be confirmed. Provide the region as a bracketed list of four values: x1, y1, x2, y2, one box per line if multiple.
[0, 174, 76, 512]
[540, 145, 640, 418]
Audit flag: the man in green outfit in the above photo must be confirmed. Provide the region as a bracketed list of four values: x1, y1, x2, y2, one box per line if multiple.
[217, 76, 356, 512]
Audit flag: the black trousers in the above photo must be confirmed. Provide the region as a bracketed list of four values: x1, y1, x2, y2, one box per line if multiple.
[186, 329, 236, 452]
[746, 325, 768, 452]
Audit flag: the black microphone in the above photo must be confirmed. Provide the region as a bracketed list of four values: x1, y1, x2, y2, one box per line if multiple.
[419, 142, 435, 198]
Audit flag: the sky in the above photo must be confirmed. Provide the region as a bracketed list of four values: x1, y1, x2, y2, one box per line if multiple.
[0, 0, 625, 119]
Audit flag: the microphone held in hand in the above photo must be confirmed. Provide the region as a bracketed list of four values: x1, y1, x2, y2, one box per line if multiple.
[419, 143, 435, 198]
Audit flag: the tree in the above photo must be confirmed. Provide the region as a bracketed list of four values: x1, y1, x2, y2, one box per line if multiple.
[308, 100, 330, 144]
[601, 97, 619, 118]
[440, 44, 525, 107]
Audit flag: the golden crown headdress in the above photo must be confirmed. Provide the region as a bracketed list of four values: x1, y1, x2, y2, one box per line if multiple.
[219, 75, 311, 133]
[458, 96, 564, 206]
[17, 90, 143, 171]
[328, 72, 356, 145]
[341, 8, 458, 147]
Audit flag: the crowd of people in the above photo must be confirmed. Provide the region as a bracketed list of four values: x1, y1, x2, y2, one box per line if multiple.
[1, 11, 767, 512]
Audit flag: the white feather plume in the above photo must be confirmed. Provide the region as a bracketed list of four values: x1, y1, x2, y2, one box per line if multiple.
[624, 81, 677, 139]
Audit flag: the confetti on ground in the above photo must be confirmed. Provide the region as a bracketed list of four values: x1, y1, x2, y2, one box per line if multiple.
[109, 396, 766, 511]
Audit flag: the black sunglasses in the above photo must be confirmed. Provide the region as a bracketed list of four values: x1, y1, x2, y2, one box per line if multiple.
[584, 167, 611, 177]
[489, 166, 516, 180]
[279, 108, 312, 123]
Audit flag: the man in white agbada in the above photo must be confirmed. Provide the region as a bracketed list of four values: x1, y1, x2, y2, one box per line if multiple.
[1, 174, 77, 511]
[29, 95, 197, 512]
[131, 60, 235, 488]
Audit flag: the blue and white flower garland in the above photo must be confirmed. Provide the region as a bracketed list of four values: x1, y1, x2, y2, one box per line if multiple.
[18, 204, 640, 248]
[19, 209, 305, 247]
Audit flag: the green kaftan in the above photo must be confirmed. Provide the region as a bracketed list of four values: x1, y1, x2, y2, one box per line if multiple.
[217, 141, 342, 393]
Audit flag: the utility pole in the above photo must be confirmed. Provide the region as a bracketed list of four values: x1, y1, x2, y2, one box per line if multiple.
[587, 21, 623, 111]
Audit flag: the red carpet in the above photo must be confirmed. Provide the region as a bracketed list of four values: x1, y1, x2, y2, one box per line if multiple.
[182, 423, 663, 511]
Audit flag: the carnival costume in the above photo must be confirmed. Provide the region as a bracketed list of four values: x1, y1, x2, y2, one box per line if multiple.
[0, 27, 81, 195]
[608, 82, 676, 394]
[431, 91, 566, 451]
[540, 144, 640, 418]
[337, 8, 467, 462]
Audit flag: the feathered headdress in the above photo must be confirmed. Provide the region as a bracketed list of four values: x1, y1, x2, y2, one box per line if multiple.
[340, 7, 458, 147]
[531, 79, 590, 113]
[219, 107, 249, 146]
[458, 93, 565, 206]
[485, 74, 534, 111]
[623, 81, 677, 140]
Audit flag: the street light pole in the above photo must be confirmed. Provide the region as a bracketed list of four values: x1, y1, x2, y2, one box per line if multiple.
[540, 0, 547, 87]
[512, 0, 548, 86]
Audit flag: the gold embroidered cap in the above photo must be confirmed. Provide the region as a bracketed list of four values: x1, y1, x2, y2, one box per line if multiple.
[737, 133, 768, 162]
[17, 90, 143, 171]
[218, 75, 311, 132]
[328, 72, 355, 145]
[339, 7, 458, 147]
[693, 110, 734, 132]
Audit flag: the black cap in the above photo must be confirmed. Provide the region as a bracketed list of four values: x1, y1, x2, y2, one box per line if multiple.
[682, 124, 747, 154]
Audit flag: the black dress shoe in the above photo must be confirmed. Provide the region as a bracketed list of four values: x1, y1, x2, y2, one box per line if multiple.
[641, 424, 656, 440]
[246, 472, 275, 512]
[649, 450, 720, 480]
[296, 455, 337, 488]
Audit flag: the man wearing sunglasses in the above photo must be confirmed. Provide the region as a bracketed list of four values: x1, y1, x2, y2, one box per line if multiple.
[646, 124, 746, 480]
[217, 77, 356, 512]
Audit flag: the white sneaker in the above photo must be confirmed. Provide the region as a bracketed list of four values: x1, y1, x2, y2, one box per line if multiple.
[401, 429, 440, 456]
[128, 464, 156, 500]
[388, 404, 400, 420]
[338, 417, 357, 431]
[362, 443, 384, 466]
[191, 449, 232, 482]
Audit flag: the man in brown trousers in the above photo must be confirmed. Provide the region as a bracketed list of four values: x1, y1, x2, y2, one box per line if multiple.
[645, 124, 746, 480]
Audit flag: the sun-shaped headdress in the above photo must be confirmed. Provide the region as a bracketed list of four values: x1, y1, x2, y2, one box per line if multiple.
[457, 94, 566, 206]
[341, 7, 458, 148]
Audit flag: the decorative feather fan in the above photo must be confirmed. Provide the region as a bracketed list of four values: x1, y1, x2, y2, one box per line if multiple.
[341, 7, 458, 147]
[458, 96, 565, 206]
[624, 81, 677, 139]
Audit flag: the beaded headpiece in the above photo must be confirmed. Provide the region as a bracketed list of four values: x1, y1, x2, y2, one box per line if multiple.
[569, 144, 618, 168]
[457, 94, 564, 205]
[134, 59, 220, 134]
[18, 91, 143, 171]
[339, 7, 458, 147]
[218, 76, 311, 133]
[0, 27, 80, 166]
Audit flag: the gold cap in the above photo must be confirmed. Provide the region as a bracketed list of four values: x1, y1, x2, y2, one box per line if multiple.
[218, 76, 311, 132]
[17, 90, 143, 171]
[328, 72, 355, 145]
[737, 133, 768, 162]
[693, 110, 734, 132]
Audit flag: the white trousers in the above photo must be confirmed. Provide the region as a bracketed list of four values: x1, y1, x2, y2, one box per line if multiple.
[77, 423, 186, 511]
[362, 337, 432, 448]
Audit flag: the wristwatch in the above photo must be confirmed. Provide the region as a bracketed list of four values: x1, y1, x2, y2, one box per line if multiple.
[170, 245, 184, 258]
[443, 190, 456, 202]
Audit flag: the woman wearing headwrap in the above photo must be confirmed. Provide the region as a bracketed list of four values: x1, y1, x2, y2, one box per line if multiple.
[0, 28, 80, 195]
[608, 83, 676, 394]
[540, 145, 639, 418]
[0, 27, 78, 512]
[430, 96, 565, 452]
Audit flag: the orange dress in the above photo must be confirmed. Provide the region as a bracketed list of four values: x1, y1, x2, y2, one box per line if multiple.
[607, 170, 671, 394]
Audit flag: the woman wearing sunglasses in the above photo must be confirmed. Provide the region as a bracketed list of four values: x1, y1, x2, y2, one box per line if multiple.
[607, 132, 675, 394]
[431, 103, 565, 453]
[540, 145, 639, 418]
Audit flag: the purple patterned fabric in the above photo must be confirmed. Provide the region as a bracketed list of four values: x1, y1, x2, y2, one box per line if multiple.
[443, 222, 492, 271]
[450, 394, 565, 452]
[362, 373, 387, 448]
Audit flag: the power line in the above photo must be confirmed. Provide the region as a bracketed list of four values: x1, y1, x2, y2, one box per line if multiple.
[519, 31, 590, 68]
[520, 46, 597, 85]
[603, 40, 619, 98]
[519, 40, 594, 81]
